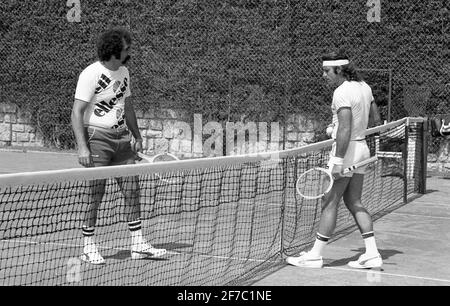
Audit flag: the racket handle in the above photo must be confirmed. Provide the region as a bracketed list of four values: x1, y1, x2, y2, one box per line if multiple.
[342, 156, 378, 174]
[137, 152, 153, 162]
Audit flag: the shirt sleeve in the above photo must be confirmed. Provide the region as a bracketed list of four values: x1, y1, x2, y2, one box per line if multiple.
[333, 89, 352, 111]
[365, 82, 375, 103]
[74, 68, 97, 103]
[124, 69, 131, 98]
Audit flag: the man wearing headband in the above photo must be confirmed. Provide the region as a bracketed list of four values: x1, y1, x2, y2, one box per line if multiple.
[287, 51, 382, 269]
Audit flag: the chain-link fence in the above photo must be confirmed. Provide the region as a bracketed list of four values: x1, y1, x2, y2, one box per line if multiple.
[1, 1, 449, 162]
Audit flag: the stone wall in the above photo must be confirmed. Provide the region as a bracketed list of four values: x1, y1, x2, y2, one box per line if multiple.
[0, 103, 44, 147]
[3, 102, 447, 170]
[0, 102, 319, 157]
[428, 141, 450, 172]
[135, 108, 318, 158]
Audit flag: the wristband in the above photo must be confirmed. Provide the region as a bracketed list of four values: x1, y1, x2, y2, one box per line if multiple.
[329, 156, 344, 165]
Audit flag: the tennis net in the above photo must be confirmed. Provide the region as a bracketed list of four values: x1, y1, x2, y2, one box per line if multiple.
[0, 117, 427, 285]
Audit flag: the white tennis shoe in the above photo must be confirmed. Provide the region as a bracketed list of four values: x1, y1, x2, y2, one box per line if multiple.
[80, 245, 105, 265]
[286, 251, 323, 268]
[131, 242, 167, 259]
[348, 253, 383, 269]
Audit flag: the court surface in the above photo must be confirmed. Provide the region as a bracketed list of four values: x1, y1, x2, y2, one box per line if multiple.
[0, 149, 80, 174]
[0, 150, 449, 286]
[253, 175, 450, 286]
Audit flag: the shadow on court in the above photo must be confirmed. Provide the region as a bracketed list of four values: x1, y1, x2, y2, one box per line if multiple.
[104, 250, 170, 261]
[325, 248, 404, 268]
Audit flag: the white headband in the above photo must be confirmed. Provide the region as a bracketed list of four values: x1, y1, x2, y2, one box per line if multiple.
[322, 59, 350, 67]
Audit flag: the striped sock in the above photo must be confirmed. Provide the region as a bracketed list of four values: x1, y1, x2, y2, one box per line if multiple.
[129, 219, 144, 246]
[310, 233, 330, 257]
[82, 226, 95, 247]
[362, 231, 379, 255]
[128, 219, 142, 232]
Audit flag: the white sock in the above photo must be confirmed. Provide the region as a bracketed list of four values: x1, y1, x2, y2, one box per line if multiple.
[309, 233, 330, 257]
[362, 231, 379, 255]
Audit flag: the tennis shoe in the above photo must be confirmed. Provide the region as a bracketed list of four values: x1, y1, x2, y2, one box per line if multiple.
[286, 251, 323, 268]
[80, 245, 105, 265]
[348, 253, 382, 269]
[131, 242, 167, 259]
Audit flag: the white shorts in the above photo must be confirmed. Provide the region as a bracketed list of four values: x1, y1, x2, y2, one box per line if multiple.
[328, 140, 371, 177]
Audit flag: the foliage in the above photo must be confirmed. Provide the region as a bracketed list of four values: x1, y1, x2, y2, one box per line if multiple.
[0, 0, 447, 148]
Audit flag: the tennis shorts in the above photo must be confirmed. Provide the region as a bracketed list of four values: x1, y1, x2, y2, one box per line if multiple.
[327, 139, 370, 177]
[86, 126, 136, 167]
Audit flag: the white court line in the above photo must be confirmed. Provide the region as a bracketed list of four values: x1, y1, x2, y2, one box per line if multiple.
[389, 212, 450, 220]
[0, 238, 128, 251]
[0, 148, 77, 156]
[323, 266, 450, 284]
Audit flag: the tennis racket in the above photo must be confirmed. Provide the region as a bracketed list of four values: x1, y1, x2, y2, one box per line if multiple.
[296, 156, 378, 200]
[136, 152, 180, 184]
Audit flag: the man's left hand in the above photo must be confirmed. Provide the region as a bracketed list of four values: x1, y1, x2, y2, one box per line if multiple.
[133, 139, 143, 153]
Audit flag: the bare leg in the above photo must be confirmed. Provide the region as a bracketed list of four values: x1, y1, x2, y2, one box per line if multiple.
[115, 157, 141, 222]
[116, 175, 141, 222]
[83, 179, 106, 227]
[343, 174, 373, 234]
[317, 177, 352, 237]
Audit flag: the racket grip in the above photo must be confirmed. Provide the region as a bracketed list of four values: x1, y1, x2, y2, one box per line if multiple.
[134, 153, 143, 161]
[342, 156, 378, 174]
[344, 165, 357, 172]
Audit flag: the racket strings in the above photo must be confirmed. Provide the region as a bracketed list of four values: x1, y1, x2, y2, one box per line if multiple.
[152, 154, 178, 162]
[296, 168, 332, 198]
[151, 153, 181, 184]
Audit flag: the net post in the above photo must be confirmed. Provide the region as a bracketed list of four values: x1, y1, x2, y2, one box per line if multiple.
[388, 68, 392, 122]
[403, 118, 409, 204]
[420, 118, 428, 194]
[280, 157, 287, 256]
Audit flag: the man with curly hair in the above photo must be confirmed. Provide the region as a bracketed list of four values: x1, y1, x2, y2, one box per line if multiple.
[71, 27, 166, 265]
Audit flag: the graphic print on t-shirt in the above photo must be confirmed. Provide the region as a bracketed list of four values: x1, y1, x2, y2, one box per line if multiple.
[112, 108, 125, 129]
[95, 74, 111, 94]
[92, 75, 128, 128]
[112, 80, 120, 93]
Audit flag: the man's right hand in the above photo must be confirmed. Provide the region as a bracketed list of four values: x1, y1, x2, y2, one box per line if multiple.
[78, 147, 94, 167]
[331, 163, 344, 180]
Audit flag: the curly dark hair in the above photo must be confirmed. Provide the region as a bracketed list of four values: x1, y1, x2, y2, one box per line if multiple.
[322, 50, 363, 82]
[97, 28, 132, 61]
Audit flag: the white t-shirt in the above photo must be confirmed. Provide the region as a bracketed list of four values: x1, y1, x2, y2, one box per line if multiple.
[75, 61, 131, 129]
[331, 81, 373, 141]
